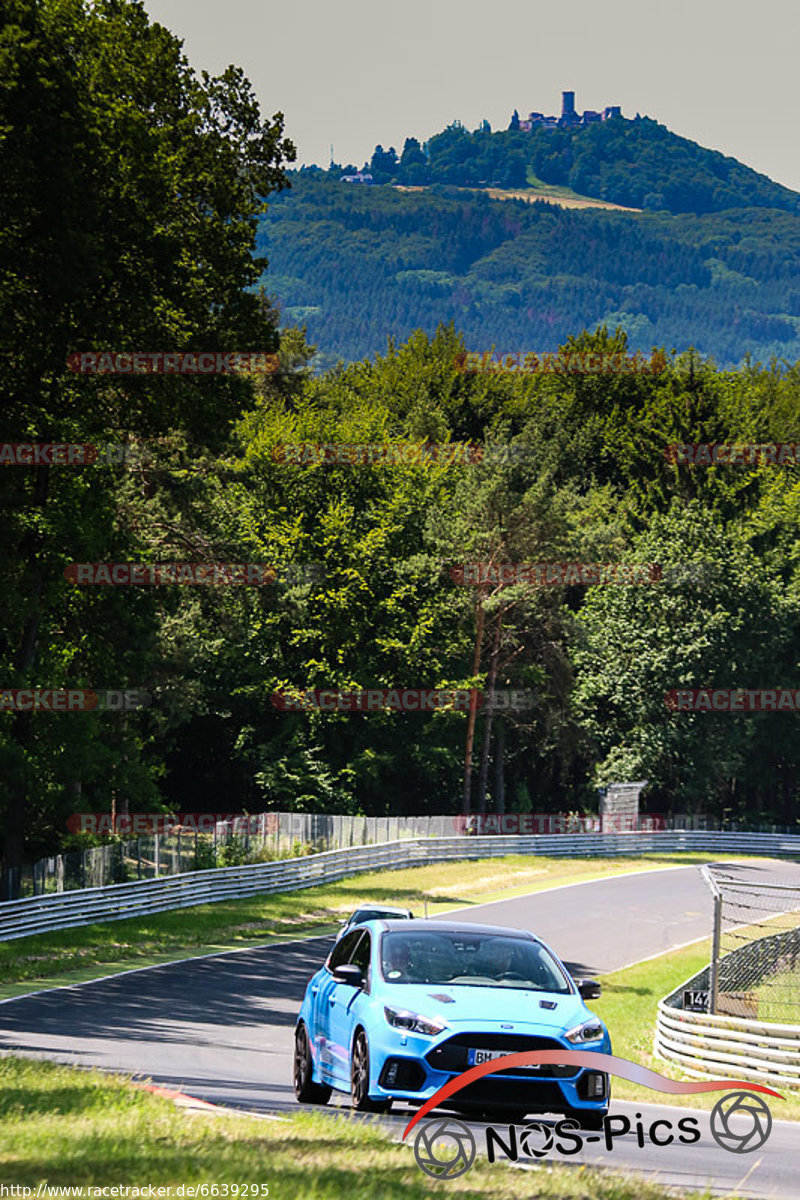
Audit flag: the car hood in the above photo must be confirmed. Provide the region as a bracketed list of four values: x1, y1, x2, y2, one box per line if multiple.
[380, 982, 592, 1034]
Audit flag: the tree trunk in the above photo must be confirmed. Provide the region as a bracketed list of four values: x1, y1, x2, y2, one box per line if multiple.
[462, 597, 485, 815]
[494, 718, 506, 814]
[476, 616, 501, 815]
[3, 460, 50, 898]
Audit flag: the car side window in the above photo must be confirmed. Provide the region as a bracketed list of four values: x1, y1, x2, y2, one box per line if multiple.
[327, 929, 362, 972]
[350, 930, 371, 976]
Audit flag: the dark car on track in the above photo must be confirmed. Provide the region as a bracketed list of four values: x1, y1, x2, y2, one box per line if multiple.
[335, 904, 413, 942]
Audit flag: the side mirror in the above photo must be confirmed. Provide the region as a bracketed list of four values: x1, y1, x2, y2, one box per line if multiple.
[578, 978, 602, 1000]
[333, 963, 365, 988]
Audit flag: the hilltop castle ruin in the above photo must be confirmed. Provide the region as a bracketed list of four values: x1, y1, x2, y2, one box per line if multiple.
[515, 91, 622, 131]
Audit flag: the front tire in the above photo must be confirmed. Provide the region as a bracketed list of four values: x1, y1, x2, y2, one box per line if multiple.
[350, 1030, 391, 1113]
[293, 1023, 331, 1105]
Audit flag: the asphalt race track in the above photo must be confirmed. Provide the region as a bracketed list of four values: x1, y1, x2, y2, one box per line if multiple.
[2, 859, 799, 1196]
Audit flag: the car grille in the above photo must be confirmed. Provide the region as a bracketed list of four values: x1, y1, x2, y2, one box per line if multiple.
[426, 1033, 578, 1078]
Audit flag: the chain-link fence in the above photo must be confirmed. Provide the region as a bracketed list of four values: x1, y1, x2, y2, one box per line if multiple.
[17, 813, 458, 898]
[705, 866, 800, 1022]
[27, 833, 204, 896]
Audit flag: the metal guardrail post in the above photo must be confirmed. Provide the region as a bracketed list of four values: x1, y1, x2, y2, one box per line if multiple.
[709, 893, 722, 1015]
[702, 866, 723, 1015]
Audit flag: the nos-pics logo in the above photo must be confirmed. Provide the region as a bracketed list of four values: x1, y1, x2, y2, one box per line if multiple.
[403, 1051, 779, 1180]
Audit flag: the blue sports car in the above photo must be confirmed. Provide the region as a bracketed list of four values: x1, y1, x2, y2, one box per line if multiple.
[293, 919, 611, 1127]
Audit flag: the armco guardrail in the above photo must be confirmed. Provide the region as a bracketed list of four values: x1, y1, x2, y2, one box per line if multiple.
[2, 830, 800, 944]
[656, 979, 800, 1088]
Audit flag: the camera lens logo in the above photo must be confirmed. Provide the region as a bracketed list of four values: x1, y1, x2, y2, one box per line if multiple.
[519, 1121, 555, 1159]
[710, 1092, 772, 1154]
[413, 1117, 476, 1179]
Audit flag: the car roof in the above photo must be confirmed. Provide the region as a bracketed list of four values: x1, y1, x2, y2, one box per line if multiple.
[351, 905, 411, 916]
[373, 919, 538, 939]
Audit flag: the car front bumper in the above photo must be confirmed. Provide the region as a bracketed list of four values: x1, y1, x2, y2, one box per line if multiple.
[368, 1020, 611, 1113]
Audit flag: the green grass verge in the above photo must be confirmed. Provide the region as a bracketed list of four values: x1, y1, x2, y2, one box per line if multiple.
[593, 941, 800, 1119]
[754, 965, 800, 1023]
[0, 852, 754, 998]
[0, 1056, 714, 1198]
[523, 168, 601, 200]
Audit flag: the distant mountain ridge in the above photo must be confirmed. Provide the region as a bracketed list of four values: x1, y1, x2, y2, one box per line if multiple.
[320, 112, 799, 218]
[261, 115, 800, 367]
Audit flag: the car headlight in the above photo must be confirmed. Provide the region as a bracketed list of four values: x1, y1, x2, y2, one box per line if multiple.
[384, 1006, 447, 1036]
[565, 1019, 605, 1044]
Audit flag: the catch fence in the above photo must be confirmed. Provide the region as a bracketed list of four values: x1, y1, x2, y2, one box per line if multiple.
[16, 813, 458, 899]
[705, 866, 800, 1022]
[655, 865, 800, 1086]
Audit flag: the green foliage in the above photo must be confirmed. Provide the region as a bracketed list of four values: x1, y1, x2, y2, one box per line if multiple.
[573, 503, 799, 817]
[258, 177, 800, 367]
[194, 836, 217, 870]
[217, 835, 250, 866]
[2, 0, 799, 876]
[0, 0, 295, 886]
[422, 117, 800, 215]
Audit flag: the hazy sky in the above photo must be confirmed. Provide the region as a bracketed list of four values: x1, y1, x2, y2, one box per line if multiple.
[143, 0, 799, 193]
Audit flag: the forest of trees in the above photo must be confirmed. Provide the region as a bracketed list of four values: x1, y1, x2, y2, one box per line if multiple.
[2, 0, 800, 898]
[337, 117, 800, 216]
[259, 178, 800, 367]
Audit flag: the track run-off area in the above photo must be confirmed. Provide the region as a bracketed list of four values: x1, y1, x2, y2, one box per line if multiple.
[2, 858, 799, 1198]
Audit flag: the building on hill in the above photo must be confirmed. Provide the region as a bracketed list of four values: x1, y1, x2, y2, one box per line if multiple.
[340, 171, 373, 183]
[518, 92, 622, 131]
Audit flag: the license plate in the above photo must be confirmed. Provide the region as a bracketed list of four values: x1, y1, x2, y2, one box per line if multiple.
[468, 1048, 519, 1066]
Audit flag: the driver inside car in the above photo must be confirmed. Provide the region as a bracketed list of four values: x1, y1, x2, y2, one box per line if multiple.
[477, 938, 527, 981]
[382, 937, 413, 981]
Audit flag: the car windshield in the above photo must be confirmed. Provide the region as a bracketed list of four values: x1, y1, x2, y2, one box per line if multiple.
[380, 931, 572, 991]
